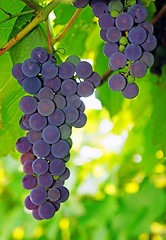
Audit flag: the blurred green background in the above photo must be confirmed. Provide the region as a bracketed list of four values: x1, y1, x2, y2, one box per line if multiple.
[0, 0, 166, 239]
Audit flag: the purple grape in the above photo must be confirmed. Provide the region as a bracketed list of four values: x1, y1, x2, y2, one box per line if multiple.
[100, 29, 108, 42]
[140, 51, 154, 68]
[30, 187, 47, 205]
[24, 195, 37, 210]
[76, 61, 93, 78]
[27, 129, 42, 144]
[31, 47, 48, 64]
[54, 94, 66, 109]
[128, 26, 147, 44]
[42, 125, 60, 144]
[38, 202, 55, 219]
[23, 76, 42, 94]
[59, 168, 70, 181]
[20, 151, 36, 165]
[85, 72, 101, 88]
[58, 62, 75, 79]
[29, 113, 47, 131]
[37, 99, 55, 116]
[32, 158, 48, 175]
[89, 0, 103, 6]
[49, 159, 66, 176]
[121, 82, 139, 99]
[44, 76, 61, 93]
[72, 112, 87, 128]
[92, 2, 108, 18]
[115, 12, 134, 31]
[19, 96, 37, 114]
[141, 33, 157, 51]
[47, 54, 57, 63]
[139, 21, 154, 33]
[22, 58, 40, 77]
[103, 42, 119, 58]
[99, 13, 114, 30]
[19, 117, 30, 131]
[66, 94, 81, 108]
[45, 153, 56, 162]
[22, 114, 31, 129]
[124, 44, 142, 61]
[33, 140, 50, 157]
[21, 175, 37, 190]
[23, 160, 34, 175]
[32, 207, 43, 220]
[48, 188, 61, 201]
[16, 137, 32, 154]
[108, 74, 126, 92]
[62, 153, 70, 163]
[78, 101, 85, 112]
[59, 124, 72, 139]
[61, 79, 77, 96]
[63, 106, 79, 123]
[57, 186, 69, 203]
[106, 27, 122, 42]
[12, 63, 26, 80]
[53, 180, 65, 187]
[48, 109, 65, 126]
[130, 60, 147, 78]
[37, 172, 54, 188]
[41, 61, 58, 79]
[51, 140, 70, 158]
[72, 0, 89, 8]
[37, 87, 54, 100]
[109, 52, 127, 70]
[77, 81, 94, 97]
[128, 4, 147, 23]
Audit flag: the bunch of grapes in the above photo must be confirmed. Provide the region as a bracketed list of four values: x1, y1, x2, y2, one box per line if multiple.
[12, 47, 101, 220]
[73, 0, 157, 99]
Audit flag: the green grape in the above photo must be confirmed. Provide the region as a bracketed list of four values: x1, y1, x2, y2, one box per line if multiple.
[127, 75, 135, 83]
[108, 0, 123, 13]
[111, 10, 119, 18]
[119, 36, 128, 45]
[66, 55, 81, 67]
[119, 45, 125, 52]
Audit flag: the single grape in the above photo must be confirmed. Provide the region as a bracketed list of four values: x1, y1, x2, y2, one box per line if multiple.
[51, 140, 70, 158]
[72, 0, 89, 8]
[106, 26, 122, 42]
[128, 4, 147, 23]
[76, 61, 93, 79]
[58, 62, 75, 79]
[61, 79, 77, 96]
[53, 94, 66, 109]
[103, 42, 119, 58]
[23, 160, 34, 175]
[41, 61, 58, 79]
[33, 140, 50, 157]
[38, 99, 55, 116]
[32, 207, 43, 220]
[119, 45, 125, 52]
[31, 47, 48, 64]
[42, 125, 60, 144]
[30, 187, 47, 205]
[48, 188, 61, 201]
[63, 106, 79, 123]
[141, 33, 157, 51]
[37, 87, 54, 100]
[59, 124, 72, 139]
[99, 13, 114, 30]
[65, 55, 81, 67]
[111, 10, 119, 18]
[92, 2, 108, 18]
[121, 82, 139, 99]
[139, 21, 154, 33]
[32, 158, 48, 175]
[45, 153, 56, 162]
[66, 94, 81, 108]
[78, 101, 85, 112]
[124, 44, 142, 61]
[29, 113, 47, 131]
[20, 117, 30, 131]
[108, 0, 123, 13]
[140, 51, 154, 68]
[24, 195, 37, 210]
[100, 29, 108, 42]
[22, 58, 40, 77]
[44, 76, 61, 93]
[48, 109, 65, 126]
[20, 151, 36, 165]
[23, 76, 42, 94]
[115, 12, 134, 31]
[22, 114, 31, 129]
[21, 175, 37, 190]
[108, 73, 126, 92]
[66, 138, 73, 148]
[109, 52, 127, 70]
[130, 60, 147, 78]
[57, 186, 69, 203]
[12, 63, 26, 80]
[49, 159, 66, 176]
[16, 137, 32, 154]
[72, 112, 87, 128]
[77, 81, 94, 97]
[85, 72, 101, 88]
[127, 75, 135, 84]
[53, 180, 65, 188]
[128, 26, 147, 44]
[59, 168, 70, 181]
[62, 153, 70, 163]
[37, 172, 54, 188]
[119, 36, 128, 45]
[27, 130, 42, 144]
[19, 96, 37, 114]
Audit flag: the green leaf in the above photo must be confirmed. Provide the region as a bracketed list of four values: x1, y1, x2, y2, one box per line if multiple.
[53, 2, 75, 25]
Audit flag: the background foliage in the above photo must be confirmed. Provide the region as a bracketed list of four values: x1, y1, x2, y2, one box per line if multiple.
[0, 0, 166, 239]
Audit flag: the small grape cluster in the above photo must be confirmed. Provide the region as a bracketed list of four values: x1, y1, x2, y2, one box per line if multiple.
[73, 0, 157, 99]
[12, 47, 101, 220]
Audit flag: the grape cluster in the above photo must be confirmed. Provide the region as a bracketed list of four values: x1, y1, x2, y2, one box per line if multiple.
[12, 47, 101, 220]
[73, 0, 157, 99]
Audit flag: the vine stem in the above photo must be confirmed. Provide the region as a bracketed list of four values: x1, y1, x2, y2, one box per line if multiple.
[20, 0, 43, 10]
[52, 9, 81, 44]
[0, 0, 62, 57]
[45, 19, 53, 54]
[0, 10, 36, 25]
[151, 4, 166, 25]
[100, 69, 113, 85]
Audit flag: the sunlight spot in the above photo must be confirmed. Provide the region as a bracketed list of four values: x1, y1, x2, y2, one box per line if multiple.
[151, 235, 163, 240]
[81, 58, 93, 65]
[77, 177, 98, 195]
[12, 227, 25, 240]
[99, 119, 113, 134]
[49, 12, 56, 21]
[154, 164, 165, 173]
[80, 146, 102, 159]
[32, 226, 44, 239]
[94, 191, 105, 200]
[150, 222, 165, 234]
[104, 183, 117, 195]
[133, 154, 142, 163]
[156, 150, 164, 159]
[124, 182, 139, 194]
[81, 92, 102, 110]
[93, 165, 105, 178]
[59, 218, 70, 230]
[154, 175, 166, 188]
[139, 233, 149, 240]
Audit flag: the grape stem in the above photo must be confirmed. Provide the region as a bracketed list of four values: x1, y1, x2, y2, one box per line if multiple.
[20, 0, 43, 10]
[100, 69, 113, 86]
[152, 4, 166, 25]
[45, 18, 53, 54]
[0, 10, 36, 25]
[52, 9, 82, 44]
[0, 0, 62, 57]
